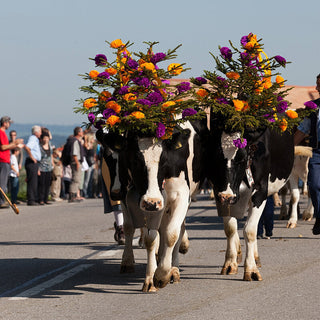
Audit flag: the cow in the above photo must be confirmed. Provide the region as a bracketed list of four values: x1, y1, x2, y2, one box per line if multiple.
[207, 113, 294, 281]
[96, 119, 208, 291]
[278, 146, 314, 228]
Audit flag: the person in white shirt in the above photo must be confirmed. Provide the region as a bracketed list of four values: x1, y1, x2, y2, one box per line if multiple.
[9, 148, 20, 204]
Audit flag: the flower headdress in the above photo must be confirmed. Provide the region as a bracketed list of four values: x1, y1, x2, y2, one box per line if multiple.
[75, 39, 205, 139]
[191, 33, 315, 147]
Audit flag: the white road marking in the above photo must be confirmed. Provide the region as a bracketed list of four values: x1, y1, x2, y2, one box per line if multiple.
[8, 264, 93, 300]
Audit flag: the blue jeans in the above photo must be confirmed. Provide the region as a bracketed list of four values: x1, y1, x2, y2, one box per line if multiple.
[308, 149, 320, 219]
[9, 176, 19, 204]
[258, 196, 274, 236]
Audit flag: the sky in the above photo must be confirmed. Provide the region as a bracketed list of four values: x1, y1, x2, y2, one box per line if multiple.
[1, 0, 319, 125]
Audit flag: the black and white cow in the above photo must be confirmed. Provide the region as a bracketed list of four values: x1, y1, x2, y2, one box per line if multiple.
[207, 113, 294, 281]
[97, 119, 208, 291]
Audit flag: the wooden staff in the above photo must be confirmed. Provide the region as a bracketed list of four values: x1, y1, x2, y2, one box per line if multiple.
[0, 187, 19, 214]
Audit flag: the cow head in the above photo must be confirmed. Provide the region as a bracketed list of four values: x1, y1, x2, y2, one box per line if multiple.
[96, 127, 192, 212]
[208, 123, 266, 205]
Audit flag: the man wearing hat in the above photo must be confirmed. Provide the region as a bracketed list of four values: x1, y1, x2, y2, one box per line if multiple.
[0, 116, 24, 208]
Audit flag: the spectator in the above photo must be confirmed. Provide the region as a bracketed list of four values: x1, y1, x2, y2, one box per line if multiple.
[69, 126, 84, 202]
[50, 148, 63, 202]
[257, 195, 274, 239]
[82, 133, 95, 198]
[24, 125, 42, 206]
[9, 130, 23, 170]
[38, 131, 53, 205]
[0, 116, 23, 209]
[9, 148, 20, 205]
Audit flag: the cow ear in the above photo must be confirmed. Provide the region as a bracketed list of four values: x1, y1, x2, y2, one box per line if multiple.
[95, 130, 126, 151]
[169, 129, 190, 150]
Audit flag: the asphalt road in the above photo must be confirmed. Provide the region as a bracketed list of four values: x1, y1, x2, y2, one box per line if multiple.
[0, 194, 318, 320]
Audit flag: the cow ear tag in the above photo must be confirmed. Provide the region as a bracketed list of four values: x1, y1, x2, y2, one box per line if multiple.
[175, 141, 182, 150]
[245, 166, 254, 187]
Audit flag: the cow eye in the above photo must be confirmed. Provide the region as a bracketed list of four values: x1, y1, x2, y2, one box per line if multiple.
[174, 141, 183, 150]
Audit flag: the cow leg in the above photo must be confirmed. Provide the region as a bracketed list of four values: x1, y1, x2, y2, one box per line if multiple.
[154, 185, 189, 288]
[120, 203, 135, 274]
[302, 194, 314, 221]
[287, 177, 299, 228]
[179, 221, 189, 254]
[243, 201, 265, 281]
[279, 184, 288, 220]
[142, 228, 159, 293]
[221, 216, 241, 275]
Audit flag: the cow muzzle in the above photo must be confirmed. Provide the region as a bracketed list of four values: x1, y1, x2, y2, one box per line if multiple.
[141, 198, 163, 212]
[218, 192, 237, 205]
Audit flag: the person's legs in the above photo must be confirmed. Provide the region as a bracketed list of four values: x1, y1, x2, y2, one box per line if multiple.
[0, 162, 10, 205]
[10, 176, 19, 204]
[307, 151, 320, 234]
[25, 159, 39, 204]
[264, 196, 274, 237]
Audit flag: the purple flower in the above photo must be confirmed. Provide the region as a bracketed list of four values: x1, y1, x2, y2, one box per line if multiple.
[177, 82, 191, 94]
[150, 52, 166, 64]
[127, 58, 139, 69]
[147, 92, 163, 105]
[162, 79, 170, 85]
[102, 109, 117, 119]
[277, 95, 284, 101]
[194, 77, 207, 85]
[156, 123, 166, 138]
[274, 55, 287, 67]
[118, 86, 129, 95]
[136, 99, 151, 106]
[240, 35, 249, 46]
[88, 113, 95, 124]
[233, 138, 247, 148]
[216, 76, 229, 88]
[132, 77, 150, 88]
[220, 47, 232, 60]
[216, 98, 229, 105]
[97, 72, 110, 79]
[304, 100, 318, 109]
[94, 54, 107, 66]
[94, 119, 105, 130]
[182, 108, 197, 118]
[277, 100, 288, 113]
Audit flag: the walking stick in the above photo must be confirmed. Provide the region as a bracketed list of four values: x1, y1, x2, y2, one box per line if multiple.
[0, 187, 19, 214]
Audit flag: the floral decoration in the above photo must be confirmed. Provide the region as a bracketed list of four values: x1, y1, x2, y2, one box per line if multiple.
[191, 33, 316, 147]
[75, 39, 204, 139]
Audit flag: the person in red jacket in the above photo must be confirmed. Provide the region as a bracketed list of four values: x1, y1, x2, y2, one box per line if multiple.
[0, 116, 23, 208]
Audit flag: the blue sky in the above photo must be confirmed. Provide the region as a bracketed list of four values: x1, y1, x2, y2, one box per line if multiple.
[1, 0, 319, 125]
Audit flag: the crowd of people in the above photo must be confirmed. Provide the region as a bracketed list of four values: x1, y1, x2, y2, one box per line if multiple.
[0, 120, 125, 244]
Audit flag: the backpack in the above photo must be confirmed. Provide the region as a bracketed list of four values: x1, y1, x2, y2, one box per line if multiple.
[61, 136, 75, 166]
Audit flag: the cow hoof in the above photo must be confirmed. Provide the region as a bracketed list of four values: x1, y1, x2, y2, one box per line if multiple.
[255, 256, 261, 268]
[154, 267, 180, 288]
[120, 264, 135, 274]
[179, 241, 189, 254]
[142, 281, 158, 293]
[243, 271, 263, 281]
[286, 221, 297, 229]
[221, 264, 238, 275]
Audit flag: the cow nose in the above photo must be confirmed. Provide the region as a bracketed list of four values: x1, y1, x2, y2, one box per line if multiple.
[218, 192, 236, 205]
[141, 199, 162, 212]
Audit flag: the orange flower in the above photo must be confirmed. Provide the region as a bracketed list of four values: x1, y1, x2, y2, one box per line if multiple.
[279, 118, 288, 132]
[140, 62, 155, 71]
[196, 88, 208, 98]
[233, 99, 245, 111]
[255, 80, 264, 93]
[106, 101, 121, 113]
[124, 93, 136, 101]
[226, 72, 240, 80]
[105, 67, 117, 75]
[120, 74, 130, 84]
[99, 91, 112, 101]
[106, 115, 121, 126]
[89, 70, 99, 79]
[245, 34, 259, 50]
[83, 98, 97, 109]
[161, 126, 173, 140]
[110, 39, 124, 49]
[168, 63, 183, 75]
[130, 111, 145, 119]
[276, 75, 285, 87]
[286, 110, 298, 119]
[263, 77, 272, 89]
[161, 101, 176, 112]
